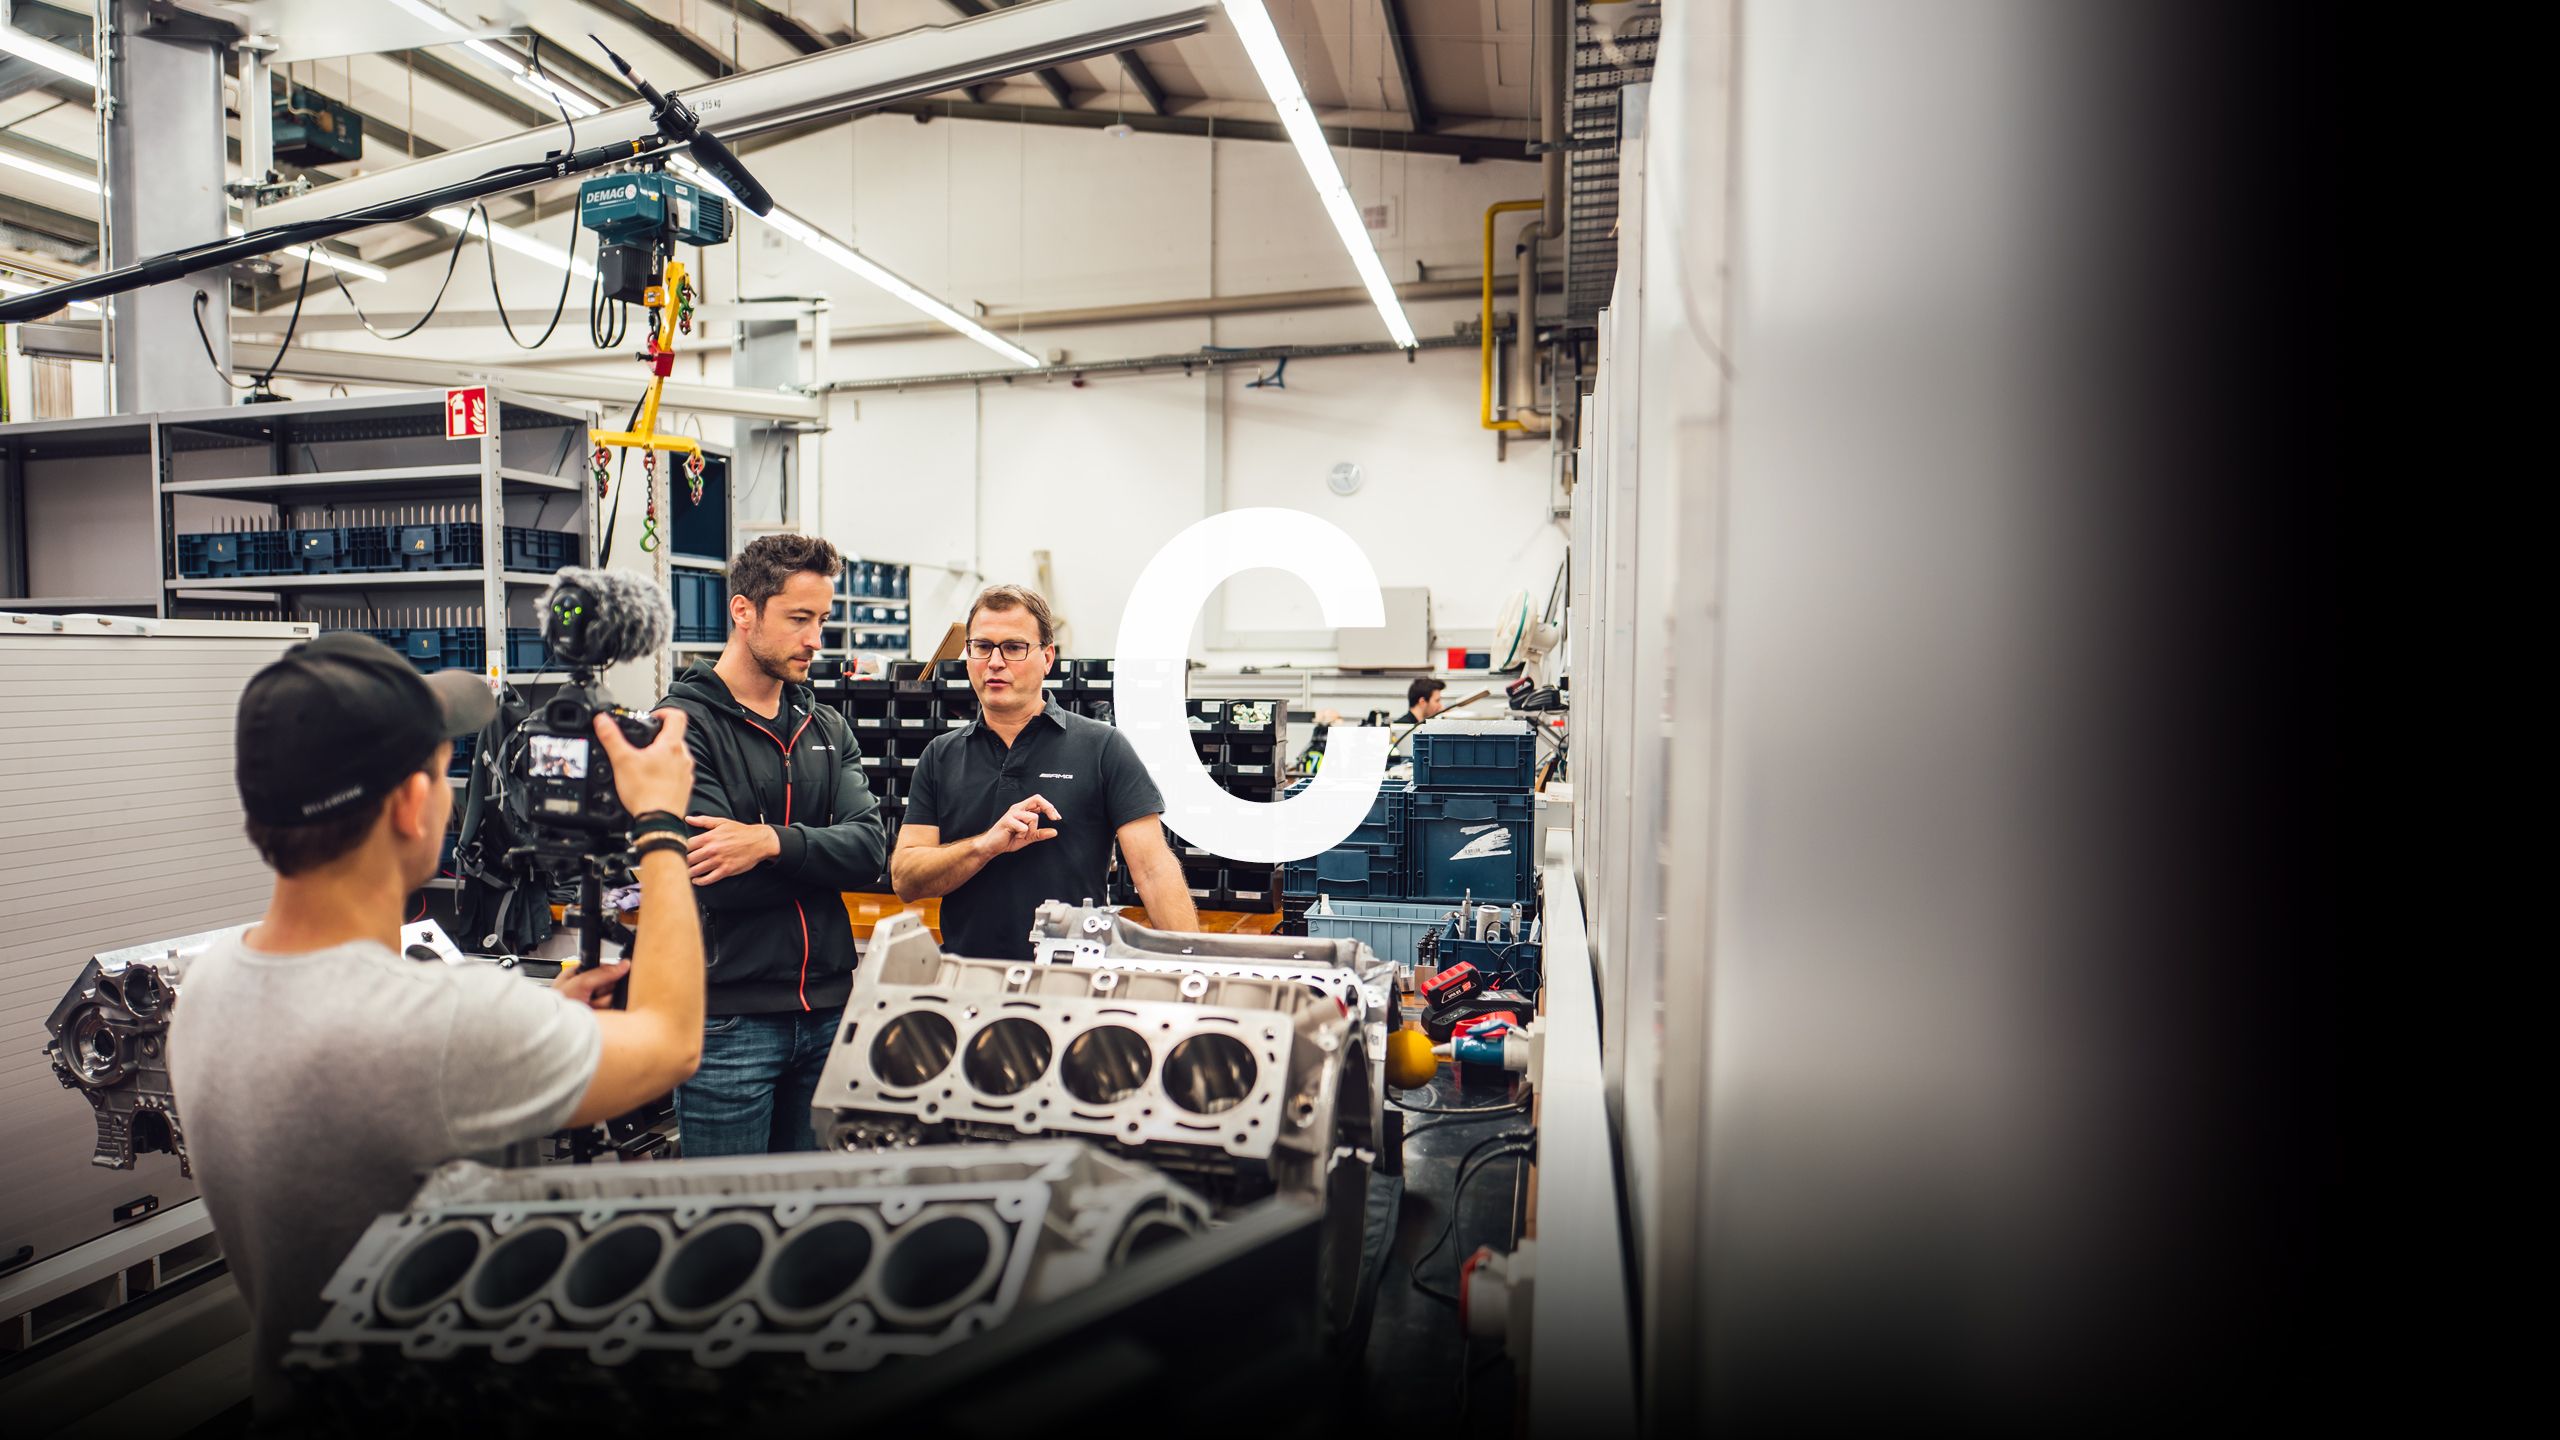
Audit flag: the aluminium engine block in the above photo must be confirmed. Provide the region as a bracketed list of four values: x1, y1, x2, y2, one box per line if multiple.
[1027, 900, 1395, 1123]
[816, 912, 1373, 1201]
[282, 1142, 1208, 1423]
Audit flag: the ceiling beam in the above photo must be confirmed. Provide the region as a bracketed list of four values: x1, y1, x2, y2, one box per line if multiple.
[575, 0, 736, 78]
[1378, 0, 1433, 133]
[404, 47, 556, 130]
[730, 0, 830, 55]
[1115, 50, 1166, 114]
[0, 190, 96, 254]
[941, 0, 1074, 109]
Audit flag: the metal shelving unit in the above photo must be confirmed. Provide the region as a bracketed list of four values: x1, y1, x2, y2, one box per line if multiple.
[152, 387, 598, 681]
[0, 414, 163, 615]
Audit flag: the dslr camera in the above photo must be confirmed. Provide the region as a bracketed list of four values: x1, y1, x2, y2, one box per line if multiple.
[516, 568, 674, 865]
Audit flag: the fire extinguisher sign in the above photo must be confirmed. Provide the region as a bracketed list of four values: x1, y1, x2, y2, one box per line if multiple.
[445, 386, 488, 440]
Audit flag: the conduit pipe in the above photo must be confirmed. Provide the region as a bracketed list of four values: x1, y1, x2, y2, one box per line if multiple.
[1481, 199, 1545, 431]
[1486, 0, 1571, 435]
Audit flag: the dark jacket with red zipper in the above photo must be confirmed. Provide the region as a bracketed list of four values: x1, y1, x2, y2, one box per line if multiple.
[658, 662, 887, 1015]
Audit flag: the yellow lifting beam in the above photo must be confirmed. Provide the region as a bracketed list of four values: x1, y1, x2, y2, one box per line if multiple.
[589, 258, 704, 552]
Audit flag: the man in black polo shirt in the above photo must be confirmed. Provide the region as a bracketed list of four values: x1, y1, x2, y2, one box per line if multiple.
[892, 584, 1198, 957]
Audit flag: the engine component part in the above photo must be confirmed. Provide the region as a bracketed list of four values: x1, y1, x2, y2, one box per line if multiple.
[817, 914, 1373, 1204]
[282, 1142, 1208, 1411]
[38, 921, 671, 1175]
[41, 925, 248, 1174]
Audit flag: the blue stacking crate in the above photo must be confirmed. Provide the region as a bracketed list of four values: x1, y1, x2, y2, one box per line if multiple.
[1282, 844, 1408, 900]
[506, 629, 551, 670]
[391, 523, 477, 570]
[1281, 776, 1411, 849]
[1406, 790, 1536, 903]
[175, 530, 295, 578]
[400, 627, 486, 673]
[673, 569, 727, 644]
[449, 733, 478, 777]
[1411, 726, 1538, 792]
[293, 525, 399, 573]
[503, 527, 577, 573]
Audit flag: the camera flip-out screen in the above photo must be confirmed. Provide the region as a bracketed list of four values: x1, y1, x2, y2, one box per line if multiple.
[528, 735, 591, 780]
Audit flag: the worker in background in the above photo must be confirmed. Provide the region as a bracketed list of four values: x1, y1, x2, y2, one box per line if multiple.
[892, 584, 1199, 957]
[169, 633, 704, 1422]
[1297, 676, 1455, 771]
[656, 534, 888, 1154]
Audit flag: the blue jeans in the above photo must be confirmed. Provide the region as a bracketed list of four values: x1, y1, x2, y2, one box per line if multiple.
[673, 1007, 843, 1156]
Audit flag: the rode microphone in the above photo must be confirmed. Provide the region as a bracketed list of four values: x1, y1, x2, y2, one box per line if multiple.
[591, 35, 775, 216]
[541, 567, 676, 671]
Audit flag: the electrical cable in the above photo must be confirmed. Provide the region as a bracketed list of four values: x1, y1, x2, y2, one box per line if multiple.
[191, 243, 315, 392]
[1411, 1135, 1535, 1306]
[484, 36, 580, 351]
[329, 219, 470, 341]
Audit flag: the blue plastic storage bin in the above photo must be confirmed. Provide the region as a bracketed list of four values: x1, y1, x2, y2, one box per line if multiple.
[505, 629, 552, 670]
[503, 527, 577, 572]
[1411, 727, 1538, 792]
[673, 569, 727, 643]
[175, 530, 295, 578]
[401, 627, 486, 673]
[1406, 790, 1536, 903]
[1282, 844, 1408, 900]
[292, 525, 398, 573]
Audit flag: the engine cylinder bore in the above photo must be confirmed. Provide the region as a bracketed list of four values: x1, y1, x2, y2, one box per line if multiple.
[962, 1017, 1054, 1097]
[871, 1207, 1006, 1328]
[1059, 1025, 1153, 1105]
[759, 1210, 883, 1326]
[652, 1214, 776, 1326]
[555, 1218, 670, 1325]
[870, 1010, 959, 1089]
[1161, 1032, 1259, 1115]
[376, 1222, 486, 1323]
[461, 1219, 577, 1324]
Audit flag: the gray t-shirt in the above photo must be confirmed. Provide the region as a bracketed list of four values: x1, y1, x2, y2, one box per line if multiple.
[167, 935, 601, 1417]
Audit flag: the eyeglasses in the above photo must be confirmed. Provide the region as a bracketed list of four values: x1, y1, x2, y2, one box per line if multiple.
[965, 639, 1038, 662]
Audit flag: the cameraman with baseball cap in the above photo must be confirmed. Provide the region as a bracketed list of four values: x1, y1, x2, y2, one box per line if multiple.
[168, 633, 706, 1421]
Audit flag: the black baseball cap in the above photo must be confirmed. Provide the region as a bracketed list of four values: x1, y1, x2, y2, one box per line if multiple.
[235, 632, 496, 826]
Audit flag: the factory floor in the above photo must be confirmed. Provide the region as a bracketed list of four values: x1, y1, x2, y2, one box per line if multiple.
[1357, 1073, 1531, 1431]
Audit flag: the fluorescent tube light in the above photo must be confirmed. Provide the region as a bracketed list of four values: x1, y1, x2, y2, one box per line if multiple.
[1217, 0, 1417, 349]
[0, 147, 101, 195]
[668, 156, 1039, 369]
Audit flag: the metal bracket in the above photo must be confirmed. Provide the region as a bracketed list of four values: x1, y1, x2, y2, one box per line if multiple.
[224, 176, 311, 204]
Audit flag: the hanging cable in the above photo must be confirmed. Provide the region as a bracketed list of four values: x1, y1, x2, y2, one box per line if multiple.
[192, 243, 316, 392]
[485, 36, 581, 351]
[329, 220, 470, 342]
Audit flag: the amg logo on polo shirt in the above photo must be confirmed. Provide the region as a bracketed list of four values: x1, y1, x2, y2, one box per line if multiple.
[1038, 772, 1075, 780]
